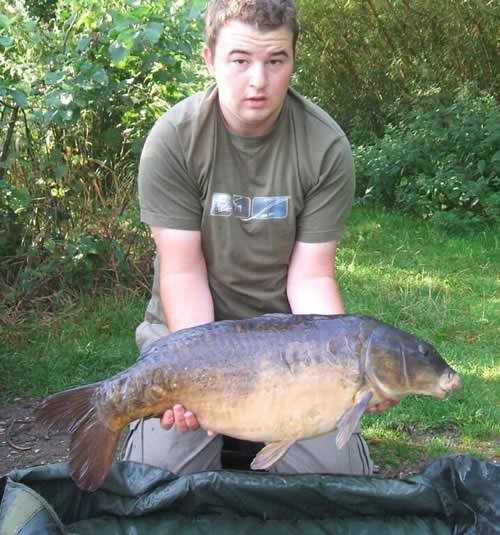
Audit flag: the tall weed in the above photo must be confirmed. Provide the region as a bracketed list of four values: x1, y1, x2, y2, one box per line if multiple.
[354, 86, 500, 233]
[0, 0, 206, 307]
[295, 0, 498, 136]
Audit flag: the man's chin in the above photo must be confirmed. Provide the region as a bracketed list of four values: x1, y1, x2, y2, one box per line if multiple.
[241, 109, 278, 128]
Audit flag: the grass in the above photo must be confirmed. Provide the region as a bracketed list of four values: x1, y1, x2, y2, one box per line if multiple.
[338, 206, 500, 469]
[1, 205, 499, 471]
[0, 291, 145, 398]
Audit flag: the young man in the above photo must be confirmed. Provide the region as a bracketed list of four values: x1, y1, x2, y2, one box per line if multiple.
[122, 0, 392, 475]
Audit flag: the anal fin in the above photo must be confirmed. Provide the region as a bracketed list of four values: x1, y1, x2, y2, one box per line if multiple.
[250, 439, 296, 470]
[335, 390, 373, 450]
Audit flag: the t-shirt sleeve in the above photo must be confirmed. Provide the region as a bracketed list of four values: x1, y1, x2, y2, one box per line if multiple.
[138, 116, 201, 230]
[296, 134, 355, 243]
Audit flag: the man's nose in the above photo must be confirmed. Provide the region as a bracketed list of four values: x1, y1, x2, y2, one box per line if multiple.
[249, 63, 267, 89]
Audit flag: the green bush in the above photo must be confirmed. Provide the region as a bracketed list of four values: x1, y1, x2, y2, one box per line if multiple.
[295, 0, 498, 136]
[354, 86, 500, 233]
[0, 0, 206, 302]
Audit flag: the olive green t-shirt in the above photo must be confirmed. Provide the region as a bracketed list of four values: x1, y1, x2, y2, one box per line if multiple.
[139, 85, 355, 322]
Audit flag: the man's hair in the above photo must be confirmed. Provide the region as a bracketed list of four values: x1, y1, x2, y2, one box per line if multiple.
[205, 0, 299, 52]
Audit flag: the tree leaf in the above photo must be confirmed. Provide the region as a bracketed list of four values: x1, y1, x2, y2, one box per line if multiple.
[45, 71, 64, 85]
[143, 22, 163, 45]
[92, 68, 109, 86]
[109, 41, 130, 64]
[189, 1, 206, 18]
[55, 163, 68, 178]
[0, 14, 10, 29]
[111, 16, 139, 35]
[131, 137, 145, 154]
[154, 70, 172, 83]
[0, 36, 14, 47]
[117, 28, 138, 48]
[11, 89, 27, 108]
[31, 33, 42, 45]
[24, 20, 37, 32]
[77, 37, 90, 52]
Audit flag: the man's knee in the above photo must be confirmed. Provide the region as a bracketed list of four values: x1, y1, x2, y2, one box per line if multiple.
[121, 417, 223, 475]
[135, 321, 170, 353]
[271, 432, 373, 476]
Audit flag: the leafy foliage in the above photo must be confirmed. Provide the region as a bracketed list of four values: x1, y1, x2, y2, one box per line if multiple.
[1, 0, 499, 309]
[0, 0, 206, 304]
[295, 0, 499, 234]
[353, 86, 500, 233]
[295, 0, 498, 136]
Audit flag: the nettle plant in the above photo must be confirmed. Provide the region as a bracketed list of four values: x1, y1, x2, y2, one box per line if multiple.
[353, 86, 500, 234]
[0, 0, 206, 299]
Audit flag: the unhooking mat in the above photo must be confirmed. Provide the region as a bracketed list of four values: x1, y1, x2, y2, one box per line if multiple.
[0, 455, 498, 534]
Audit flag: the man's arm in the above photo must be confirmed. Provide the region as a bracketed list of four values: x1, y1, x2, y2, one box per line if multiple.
[150, 226, 214, 332]
[287, 240, 344, 314]
[287, 240, 397, 413]
[150, 225, 215, 431]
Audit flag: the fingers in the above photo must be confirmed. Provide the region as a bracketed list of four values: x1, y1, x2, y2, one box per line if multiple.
[161, 408, 175, 429]
[366, 399, 399, 413]
[181, 407, 200, 432]
[160, 404, 215, 435]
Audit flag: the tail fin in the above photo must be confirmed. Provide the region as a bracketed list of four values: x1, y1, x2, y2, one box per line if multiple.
[35, 384, 121, 492]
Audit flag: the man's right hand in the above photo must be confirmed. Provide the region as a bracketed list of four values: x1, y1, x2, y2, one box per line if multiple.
[161, 404, 216, 436]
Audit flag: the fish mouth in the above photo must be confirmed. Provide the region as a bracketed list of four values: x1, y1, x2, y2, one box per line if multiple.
[436, 372, 463, 398]
[435, 387, 451, 399]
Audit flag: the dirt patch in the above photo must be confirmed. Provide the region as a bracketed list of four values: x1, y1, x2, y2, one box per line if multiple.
[0, 398, 70, 478]
[1, 398, 475, 481]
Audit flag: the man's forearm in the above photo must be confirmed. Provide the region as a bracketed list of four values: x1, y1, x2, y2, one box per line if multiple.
[286, 240, 345, 315]
[287, 275, 345, 315]
[160, 273, 215, 332]
[150, 227, 214, 333]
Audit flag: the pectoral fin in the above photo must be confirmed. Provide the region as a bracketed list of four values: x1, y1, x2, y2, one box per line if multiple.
[335, 390, 373, 450]
[250, 439, 296, 470]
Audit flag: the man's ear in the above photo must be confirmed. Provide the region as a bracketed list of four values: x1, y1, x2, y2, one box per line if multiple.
[203, 45, 215, 75]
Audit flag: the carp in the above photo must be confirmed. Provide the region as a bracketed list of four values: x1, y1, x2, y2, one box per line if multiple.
[36, 313, 462, 491]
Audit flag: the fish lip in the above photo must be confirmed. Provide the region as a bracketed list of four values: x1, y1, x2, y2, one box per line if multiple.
[436, 387, 450, 399]
[437, 384, 459, 398]
[439, 371, 463, 396]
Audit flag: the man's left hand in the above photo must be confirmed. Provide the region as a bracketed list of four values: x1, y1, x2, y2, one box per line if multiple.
[366, 399, 399, 413]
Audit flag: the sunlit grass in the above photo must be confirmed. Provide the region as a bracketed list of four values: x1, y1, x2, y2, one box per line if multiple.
[1, 292, 145, 398]
[339, 206, 499, 465]
[1, 205, 498, 468]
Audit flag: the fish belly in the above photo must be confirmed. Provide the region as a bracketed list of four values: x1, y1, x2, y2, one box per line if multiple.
[181, 362, 361, 442]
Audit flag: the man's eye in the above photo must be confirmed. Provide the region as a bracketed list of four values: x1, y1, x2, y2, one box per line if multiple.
[233, 59, 247, 65]
[269, 60, 282, 66]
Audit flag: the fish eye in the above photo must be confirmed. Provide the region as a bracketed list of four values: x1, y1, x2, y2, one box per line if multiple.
[418, 344, 429, 357]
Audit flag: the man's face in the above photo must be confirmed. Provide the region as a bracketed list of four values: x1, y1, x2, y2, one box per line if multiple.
[203, 20, 295, 137]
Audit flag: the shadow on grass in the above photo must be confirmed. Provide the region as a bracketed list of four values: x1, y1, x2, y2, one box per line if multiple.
[366, 433, 495, 479]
